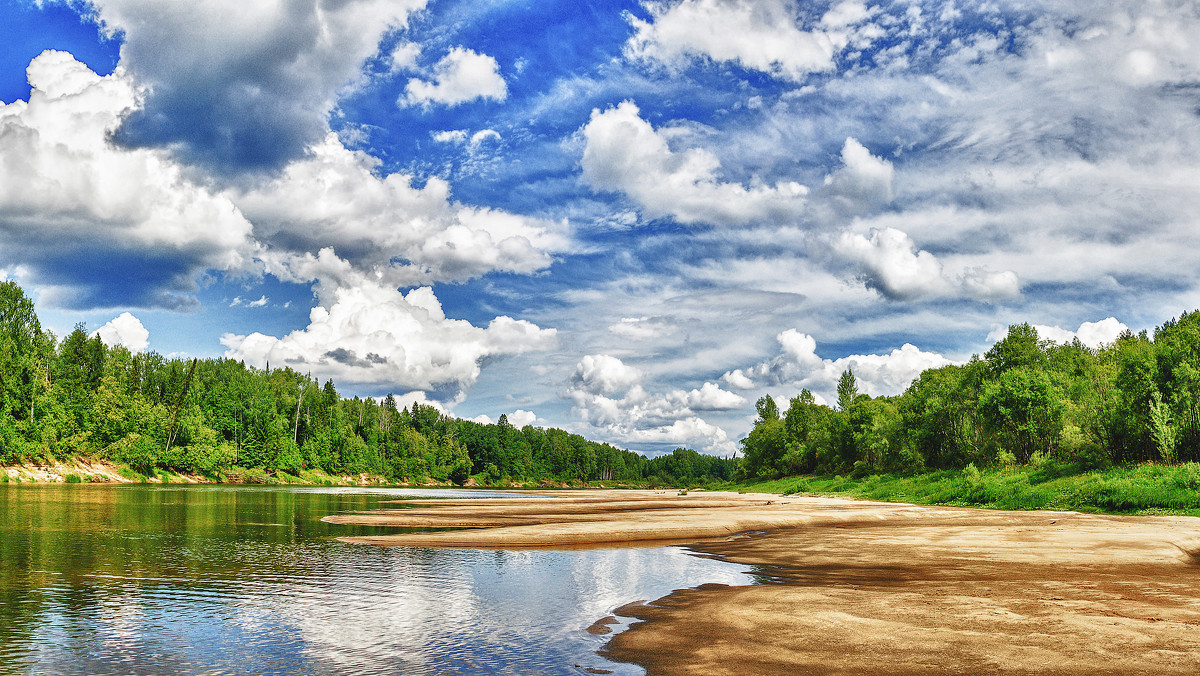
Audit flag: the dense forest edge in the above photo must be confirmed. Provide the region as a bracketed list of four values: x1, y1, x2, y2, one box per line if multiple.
[7, 273, 1200, 516]
[0, 281, 734, 487]
[732, 309, 1200, 515]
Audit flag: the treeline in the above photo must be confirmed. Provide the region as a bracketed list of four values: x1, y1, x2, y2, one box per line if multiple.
[740, 312, 1200, 480]
[0, 281, 733, 485]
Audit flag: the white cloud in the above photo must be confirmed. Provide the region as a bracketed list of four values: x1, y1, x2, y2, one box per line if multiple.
[433, 129, 468, 144]
[474, 409, 541, 428]
[994, 317, 1130, 350]
[221, 271, 557, 399]
[729, 328, 953, 403]
[0, 51, 256, 309]
[93, 312, 149, 353]
[232, 134, 568, 286]
[433, 129, 501, 153]
[682, 381, 746, 411]
[836, 227, 949, 300]
[87, 0, 428, 173]
[625, 0, 873, 82]
[469, 129, 501, 149]
[720, 369, 755, 390]
[608, 316, 671, 340]
[580, 101, 807, 226]
[247, 295, 268, 308]
[837, 227, 1021, 302]
[565, 354, 739, 453]
[507, 409, 539, 428]
[823, 137, 894, 209]
[402, 47, 507, 108]
[571, 354, 643, 397]
[389, 42, 422, 73]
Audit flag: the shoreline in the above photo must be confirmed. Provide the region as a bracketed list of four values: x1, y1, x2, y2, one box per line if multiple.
[331, 489, 1200, 674]
[605, 506, 1200, 674]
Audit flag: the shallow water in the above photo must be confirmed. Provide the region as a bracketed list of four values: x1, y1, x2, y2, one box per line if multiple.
[0, 484, 754, 675]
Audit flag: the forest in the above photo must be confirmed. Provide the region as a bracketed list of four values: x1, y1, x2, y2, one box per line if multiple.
[0, 281, 733, 486]
[739, 312, 1200, 481]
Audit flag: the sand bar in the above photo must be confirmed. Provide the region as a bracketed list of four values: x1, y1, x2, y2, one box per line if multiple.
[331, 490, 1200, 673]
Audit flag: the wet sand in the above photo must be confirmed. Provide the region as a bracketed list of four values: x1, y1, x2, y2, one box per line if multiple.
[331, 490, 1200, 674]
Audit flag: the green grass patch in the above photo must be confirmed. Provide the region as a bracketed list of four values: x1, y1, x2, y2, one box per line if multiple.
[718, 461, 1200, 516]
[64, 473, 82, 483]
[116, 465, 144, 481]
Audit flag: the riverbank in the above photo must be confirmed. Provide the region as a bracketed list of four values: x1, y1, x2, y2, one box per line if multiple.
[0, 457, 634, 489]
[722, 460, 1200, 516]
[332, 490, 1200, 674]
[0, 458, 415, 486]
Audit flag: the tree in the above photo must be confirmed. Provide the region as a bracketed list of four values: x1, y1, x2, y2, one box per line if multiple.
[755, 395, 779, 423]
[984, 323, 1048, 376]
[0, 281, 43, 422]
[1148, 391, 1178, 464]
[979, 367, 1065, 463]
[837, 369, 859, 411]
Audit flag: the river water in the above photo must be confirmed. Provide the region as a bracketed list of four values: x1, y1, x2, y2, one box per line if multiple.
[0, 484, 755, 675]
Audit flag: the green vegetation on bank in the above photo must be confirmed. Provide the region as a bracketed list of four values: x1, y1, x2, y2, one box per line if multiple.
[0, 281, 735, 485]
[732, 309, 1200, 514]
[725, 460, 1200, 516]
[741, 313, 1200, 479]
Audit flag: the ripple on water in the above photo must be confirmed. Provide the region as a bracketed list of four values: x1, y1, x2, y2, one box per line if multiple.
[0, 485, 755, 675]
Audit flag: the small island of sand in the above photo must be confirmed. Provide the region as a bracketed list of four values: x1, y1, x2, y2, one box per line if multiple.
[328, 490, 1200, 674]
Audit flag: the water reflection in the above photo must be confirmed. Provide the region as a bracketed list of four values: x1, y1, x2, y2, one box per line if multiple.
[0, 485, 753, 675]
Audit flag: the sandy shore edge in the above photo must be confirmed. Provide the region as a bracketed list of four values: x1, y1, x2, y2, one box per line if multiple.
[332, 489, 1200, 674]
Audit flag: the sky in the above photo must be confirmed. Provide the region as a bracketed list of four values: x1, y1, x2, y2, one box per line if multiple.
[2, 0, 1199, 457]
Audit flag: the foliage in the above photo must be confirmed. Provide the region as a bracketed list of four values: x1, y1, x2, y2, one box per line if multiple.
[0, 282, 735, 486]
[739, 310, 1200, 480]
[726, 460, 1200, 516]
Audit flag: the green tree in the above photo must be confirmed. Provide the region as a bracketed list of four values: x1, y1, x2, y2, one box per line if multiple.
[836, 369, 858, 411]
[979, 367, 1065, 463]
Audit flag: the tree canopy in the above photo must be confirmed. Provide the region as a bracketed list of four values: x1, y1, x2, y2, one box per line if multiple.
[739, 312, 1200, 480]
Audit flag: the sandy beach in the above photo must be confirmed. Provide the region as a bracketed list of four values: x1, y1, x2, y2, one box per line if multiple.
[330, 490, 1200, 674]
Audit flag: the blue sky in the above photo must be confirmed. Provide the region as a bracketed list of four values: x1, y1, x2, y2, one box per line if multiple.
[3, 0, 1199, 456]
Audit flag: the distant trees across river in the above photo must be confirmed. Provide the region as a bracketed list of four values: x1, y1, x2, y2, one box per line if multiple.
[0, 281, 732, 485]
[739, 313, 1200, 480]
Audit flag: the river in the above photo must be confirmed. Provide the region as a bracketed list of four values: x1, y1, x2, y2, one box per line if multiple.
[0, 484, 755, 675]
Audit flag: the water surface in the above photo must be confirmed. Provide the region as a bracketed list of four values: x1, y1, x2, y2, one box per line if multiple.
[0, 484, 754, 675]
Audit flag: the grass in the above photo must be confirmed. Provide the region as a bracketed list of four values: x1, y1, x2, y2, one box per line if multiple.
[722, 461, 1200, 517]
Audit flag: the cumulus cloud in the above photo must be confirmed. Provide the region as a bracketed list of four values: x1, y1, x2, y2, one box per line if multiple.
[474, 409, 541, 428]
[836, 227, 949, 301]
[507, 409, 539, 428]
[566, 354, 740, 453]
[93, 312, 149, 353]
[724, 328, 952, 403]
[823, 138, 894, 210]
[580, 101, 807, 226]
[625, 0, 874, 82]
[401, 47, 507, 108]
[0, 51, 256, 309]
[221, 271, 557, 400]
[837, 227, 1021, 302]
[231, 134, 568, 286]
[989, 317, 1130, 350]
[571, 354, 643, 397]
[88, 0, 427, 174]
